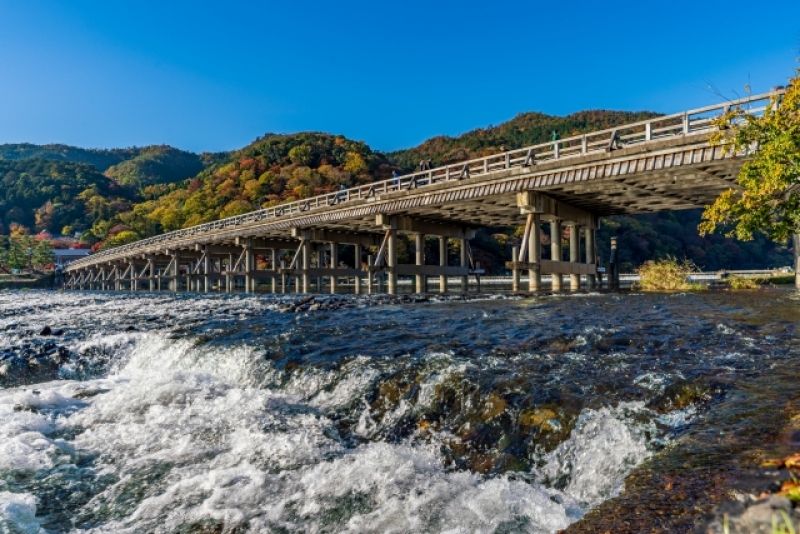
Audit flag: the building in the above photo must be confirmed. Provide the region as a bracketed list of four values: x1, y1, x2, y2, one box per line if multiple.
[54, 249, 90, 268]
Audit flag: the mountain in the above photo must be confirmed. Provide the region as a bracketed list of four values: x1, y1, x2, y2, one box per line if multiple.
[103, 145, 208, 188]
[388, 110, 660, 171]
[0, 143, 138, 171]
[0, 143, 217, 241]
[0, 158, 135, 236]
[119, 132, 394, 236]
[0, 143, 213, 189]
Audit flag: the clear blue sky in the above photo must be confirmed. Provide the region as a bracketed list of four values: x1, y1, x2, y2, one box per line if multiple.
[0, 0, 798, 153]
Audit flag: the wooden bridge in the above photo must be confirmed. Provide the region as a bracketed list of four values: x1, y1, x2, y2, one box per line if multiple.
[63, 91, 781, 295]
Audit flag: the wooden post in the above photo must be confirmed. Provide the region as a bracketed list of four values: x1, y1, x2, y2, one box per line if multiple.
[354, 244, 362, 295]
[302, 239, 310, 294]
[550, 219, 562, 291]
[528, 214, 541, 291]
[367, 254, 374, 295]
[148, 257, 155, 291]
[511, 245, 520, 292]
[171, 254, 179, 292]
[128, 261, 136, 291]
[329, 242, 338, 294]
[387, 229, 397, 295]
[585, 227, 596, 289]
[569, 224, 580, 291]
[460, 237, 468, 292]
[244, 242, 254, 294]
[225, 253, 233, 293]
[439, 237, 448, 294]
[270, 249, 277, 293]
[315, 245, 323, 292]
[203, 249, 210, 293]
[415, 234, 425, 293]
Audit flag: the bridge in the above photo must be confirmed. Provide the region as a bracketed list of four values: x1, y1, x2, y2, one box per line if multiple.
[64, 91, 780, 295]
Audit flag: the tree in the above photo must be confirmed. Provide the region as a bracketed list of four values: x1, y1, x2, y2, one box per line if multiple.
[699, 73, 800, 288]
[32, 239, 54, 270]
[7, 236, 30, 271]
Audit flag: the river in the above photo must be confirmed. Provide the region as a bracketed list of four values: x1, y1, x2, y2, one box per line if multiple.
[0, 289, 798, 533]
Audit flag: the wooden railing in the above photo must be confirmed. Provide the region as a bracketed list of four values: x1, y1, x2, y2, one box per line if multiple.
[67, 90, 782, 270]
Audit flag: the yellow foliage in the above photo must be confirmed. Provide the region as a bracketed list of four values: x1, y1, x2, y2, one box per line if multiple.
[636, 258, 703, 291]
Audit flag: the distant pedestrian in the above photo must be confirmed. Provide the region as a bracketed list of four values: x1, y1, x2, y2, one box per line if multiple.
[391, 170, 400, 188]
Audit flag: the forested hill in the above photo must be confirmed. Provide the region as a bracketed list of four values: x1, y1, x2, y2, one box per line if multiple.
[0, 143, 217, 240]
[0, 158, 134, 236]
[0, 143, 211, 187]
[388, 110, 660, 171]
[118, 133, 394, 236]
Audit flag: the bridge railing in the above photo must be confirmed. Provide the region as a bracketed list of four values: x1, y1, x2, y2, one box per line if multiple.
[67, 90, 782, 270]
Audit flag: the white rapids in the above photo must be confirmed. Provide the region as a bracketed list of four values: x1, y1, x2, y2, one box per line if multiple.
[0, 291, 694, 533]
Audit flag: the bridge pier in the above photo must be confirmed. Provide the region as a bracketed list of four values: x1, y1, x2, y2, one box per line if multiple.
[528, 214, 542, 291]
[439, 237, 448, 294]
[550, 219, 562, 291]
[585, 227, 596, 289]
[147, 257, 156, 291]
[569, 224, 580, 291]
[415, 234, 425, 293]
[354, 244, 363, 295]
[460, 238, 468, 292]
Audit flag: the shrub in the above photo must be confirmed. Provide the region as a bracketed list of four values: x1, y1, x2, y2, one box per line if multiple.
[636, 258, 703, 291]
[727, 276, 761, 290]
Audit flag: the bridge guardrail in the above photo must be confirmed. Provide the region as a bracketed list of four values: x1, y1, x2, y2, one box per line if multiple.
[67, 90, 782, 270]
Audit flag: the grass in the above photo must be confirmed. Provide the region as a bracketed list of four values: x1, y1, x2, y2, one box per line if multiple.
[636, 258, 704, 291]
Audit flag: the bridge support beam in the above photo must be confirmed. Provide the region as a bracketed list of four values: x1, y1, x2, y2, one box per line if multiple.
[528, 214, 542, 291]
[354, 244, 362, 295]
[550, 219, 563, 291]
[169, 254, 179, 292]
[386, 229, 397, 295]
[302, 239, 311, 294]
[415, 234, 425, 293]
[148, 257, 156, 291]
[569, 224, 580, 291]
[460, 238, 468, 292]
[329, 243, 338, 294]
[585, 227, 596, 289]
[439, 237, 448, 294]
[270, 250, 278, 293]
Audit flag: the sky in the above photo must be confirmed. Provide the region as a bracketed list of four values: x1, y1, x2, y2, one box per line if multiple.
[0, 0, 798, 154]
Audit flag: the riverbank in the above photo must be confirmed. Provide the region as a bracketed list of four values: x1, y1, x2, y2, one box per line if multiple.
[0, 273, 54, 290]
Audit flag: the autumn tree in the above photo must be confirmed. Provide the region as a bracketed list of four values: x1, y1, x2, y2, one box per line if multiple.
[700, 73, 800, 288]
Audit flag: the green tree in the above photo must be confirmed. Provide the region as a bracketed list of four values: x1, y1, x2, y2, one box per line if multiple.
[700, 73, 800, 288]
[7, 236, 30, 271]
[32, 239, 55, 270]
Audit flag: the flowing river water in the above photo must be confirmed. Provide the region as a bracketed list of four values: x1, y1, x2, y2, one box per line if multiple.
[0, 289, 798, 533]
